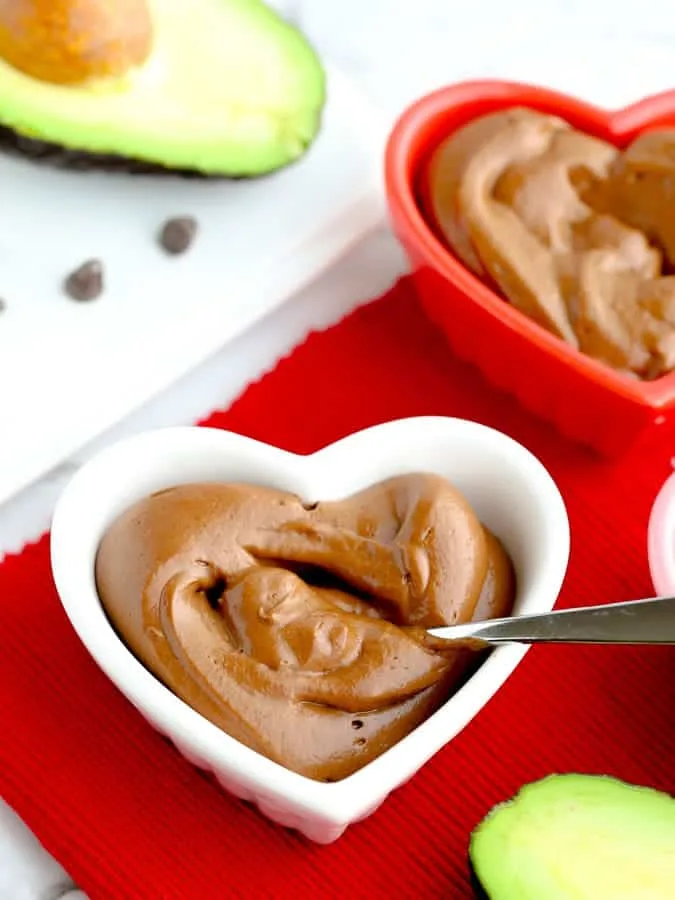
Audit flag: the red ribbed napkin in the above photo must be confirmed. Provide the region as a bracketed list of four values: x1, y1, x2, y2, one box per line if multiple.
[2, 277, 675, 900]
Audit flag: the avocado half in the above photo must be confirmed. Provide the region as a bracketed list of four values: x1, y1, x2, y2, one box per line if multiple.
[470, 774, 675, 899]
[0, 0, 326, 177]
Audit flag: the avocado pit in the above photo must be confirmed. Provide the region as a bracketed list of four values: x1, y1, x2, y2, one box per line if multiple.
[0, 0, 153, 85]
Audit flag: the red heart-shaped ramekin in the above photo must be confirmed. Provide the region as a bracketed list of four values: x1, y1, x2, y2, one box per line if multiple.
[384, 81, 675, 456]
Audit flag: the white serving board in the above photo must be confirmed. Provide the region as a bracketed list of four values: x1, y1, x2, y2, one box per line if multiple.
[0, 63, 385, 506]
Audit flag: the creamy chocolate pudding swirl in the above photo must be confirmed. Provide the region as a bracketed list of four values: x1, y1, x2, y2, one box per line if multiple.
[426, 108, 675, 379]
[96, 474, 516, 782]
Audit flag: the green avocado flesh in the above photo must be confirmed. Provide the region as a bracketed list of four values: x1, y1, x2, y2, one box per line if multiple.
[470, 774, 675, 900]
[0, 0, 326, 176]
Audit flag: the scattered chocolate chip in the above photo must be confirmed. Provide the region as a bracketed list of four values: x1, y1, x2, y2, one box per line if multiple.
[158, 216, 198, 255]
[64, 259, 104, 302]
[302, 501, 319, 511]
[351, 719, 364, 730]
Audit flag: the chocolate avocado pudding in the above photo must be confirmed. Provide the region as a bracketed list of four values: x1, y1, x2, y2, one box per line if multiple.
[95, 474, 516, 782]
[425, 108, 675, 379]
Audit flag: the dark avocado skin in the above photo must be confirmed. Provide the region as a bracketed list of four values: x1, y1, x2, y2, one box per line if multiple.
[0, 116, 323, 180]
[0, 123, 211, 177]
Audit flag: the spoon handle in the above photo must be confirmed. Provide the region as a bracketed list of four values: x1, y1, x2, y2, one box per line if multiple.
[427, 596, 675, 646]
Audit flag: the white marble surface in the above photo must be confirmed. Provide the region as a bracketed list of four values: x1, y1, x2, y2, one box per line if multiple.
[6, 1, 675, 896]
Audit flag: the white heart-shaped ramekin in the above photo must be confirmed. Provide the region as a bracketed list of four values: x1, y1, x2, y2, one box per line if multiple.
[50, 417, 569, 843]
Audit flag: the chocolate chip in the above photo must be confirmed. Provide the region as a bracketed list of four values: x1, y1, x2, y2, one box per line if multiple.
[351, 719, 364, 730]
[64, 259, 104, 302]
[158, 216, 198, 255]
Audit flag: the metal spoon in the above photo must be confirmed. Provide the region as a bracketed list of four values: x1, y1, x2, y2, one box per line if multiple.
[427, 595, 675, 647]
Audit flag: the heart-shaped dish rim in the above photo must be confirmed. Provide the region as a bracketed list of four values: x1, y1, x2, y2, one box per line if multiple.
[50, 417, 569, 830]
[384, 79, 675, 410]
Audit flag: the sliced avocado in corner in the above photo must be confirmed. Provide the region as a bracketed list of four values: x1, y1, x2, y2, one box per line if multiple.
[0, 0, 326, 177]
[469, 774, 675, 900]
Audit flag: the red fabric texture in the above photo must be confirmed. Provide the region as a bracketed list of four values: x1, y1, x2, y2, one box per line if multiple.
[1, 277, 675, 899]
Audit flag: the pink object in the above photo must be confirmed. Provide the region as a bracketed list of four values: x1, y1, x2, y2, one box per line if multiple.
[648, 467, 675, 594]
